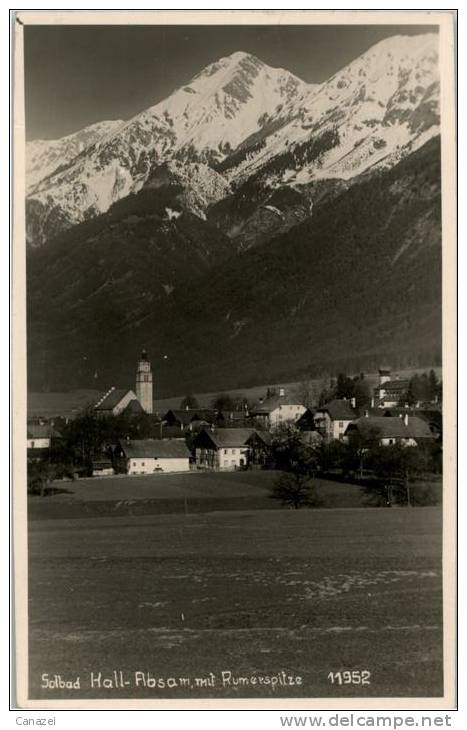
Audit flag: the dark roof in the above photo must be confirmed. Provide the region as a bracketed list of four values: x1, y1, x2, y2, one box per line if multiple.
[317, 399, 357, 421]
[195, 428, 257, 448]
[347, 416, 434, 440]
[92, 460, 113, 468]
[123, 398, 145, 415]
[251, 394, 303, 414]
[296, 409, 315, 428]
[162, 409, 217, 426]
[27, 424, 62, 439]
[219, 410, 246, 421]
[121, 439, 190, 459]
[246, 430, 273, 446]
[95, 388, 135, 411]
[27, 424, 52, 439]
[374, 379, 410, 394]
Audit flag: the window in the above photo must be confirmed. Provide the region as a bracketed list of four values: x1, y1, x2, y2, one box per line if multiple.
[31, 441, 35, 448]
[339, 421, 344, 428]
[141, 462, 145, 466]
[232, 449, 236, 454]
[224, 449, 228, 454]
[133, 461, 137, 466]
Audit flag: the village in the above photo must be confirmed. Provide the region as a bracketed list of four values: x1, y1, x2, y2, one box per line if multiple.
[27, 349, 443, 507]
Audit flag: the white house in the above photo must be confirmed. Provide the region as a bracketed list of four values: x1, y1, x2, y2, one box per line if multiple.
[27, 423, 61, 453]
[313, 399, 358, 441]
[250, 388, 306, 429]
[193, 428, 256, 470]
[373, 367, 410, 408]
[345, 414, 434, 447]
[119, 439, 190, 475]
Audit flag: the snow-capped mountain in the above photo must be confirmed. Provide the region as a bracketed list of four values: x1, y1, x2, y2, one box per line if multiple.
[26, 119, 124, 192]
[225, 33, 439, 185]
[26, 34, 440, 246]
[26, 52, 309, 245]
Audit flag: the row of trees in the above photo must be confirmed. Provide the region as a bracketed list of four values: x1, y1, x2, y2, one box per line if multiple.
[180, 369, 442, 415]
[269, 424, 440, 509]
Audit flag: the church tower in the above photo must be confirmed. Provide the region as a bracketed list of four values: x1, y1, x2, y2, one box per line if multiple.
[135, 349, 153, 414]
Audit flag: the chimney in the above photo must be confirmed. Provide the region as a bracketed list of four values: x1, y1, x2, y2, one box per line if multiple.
[371, 397, 375, 408]
[258, 397, 264, 404]
[350, 397, 356, 409]
[404, 413, 409, 427]
[364, 410, 369, 418]
[279, 387, 285, 397]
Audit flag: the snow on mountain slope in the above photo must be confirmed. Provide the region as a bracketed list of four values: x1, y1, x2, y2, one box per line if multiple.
[26, 52, 309, 245]
[225, 33, 439, 185]
[26, 119, 124, 192]
[26, 35, 440, 246]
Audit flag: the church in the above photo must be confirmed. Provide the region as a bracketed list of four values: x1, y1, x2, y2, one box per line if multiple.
[94, 349, 154, 417]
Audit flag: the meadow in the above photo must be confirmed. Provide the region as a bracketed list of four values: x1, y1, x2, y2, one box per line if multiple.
[28, 506, 443, 700]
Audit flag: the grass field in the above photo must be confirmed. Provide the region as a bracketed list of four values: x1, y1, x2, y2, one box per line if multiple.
[28, 506, 443, 700]
[28, 471, 397, 520]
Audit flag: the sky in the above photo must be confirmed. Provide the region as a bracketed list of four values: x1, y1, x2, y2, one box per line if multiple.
[24, 23, 437, 141]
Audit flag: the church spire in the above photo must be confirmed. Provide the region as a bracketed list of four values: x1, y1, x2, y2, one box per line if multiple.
[135, 349, 153, 414]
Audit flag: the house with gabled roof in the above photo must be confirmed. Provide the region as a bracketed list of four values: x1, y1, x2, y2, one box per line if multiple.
[193, 428, 257, 470]
[345, 414, 434, 447]
[313, 399, 358, 441]
[372, 366, 410, 408]
[162, 408, 218, 432]
[117, 439, 190, 474]
[249, 388, 306, 429]
[27, 422, 62, 459]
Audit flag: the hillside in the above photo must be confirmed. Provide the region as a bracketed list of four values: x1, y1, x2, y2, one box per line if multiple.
[27, 137, 442, 395]
[27, 186, 233, 390]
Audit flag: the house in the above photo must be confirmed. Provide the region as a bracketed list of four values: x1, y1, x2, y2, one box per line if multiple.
[91, 459, 114, 477]
[162, 408, 218, 432]
[27, 423, 62, 459]
[118, 439, 190, 474]
[373, 367, 410, 408]
[193, 428, 257, 470]
[94, 387, 144, 418]
[250, 388, 306, 429]
[296, 408, 315, 431]
[217, 410, 248, 427]
[380, 407, 443, 441]
[313, 399, 358, 441]
[245, 430, 273, 469]
[345, 414, 434, 447]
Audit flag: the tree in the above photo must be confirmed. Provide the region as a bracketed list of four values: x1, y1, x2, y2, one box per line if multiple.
[28, 459, 74, 497]
[180, 394, 200, 410]
[211, 393, 236, 411]
[270, 472, 318, 509]
[352, 375, 371, 409]
[335, 373, 355, 400]
[366, 444, 430, 506]
[271, 424, 319, 475]
[347, 424, 382, 479]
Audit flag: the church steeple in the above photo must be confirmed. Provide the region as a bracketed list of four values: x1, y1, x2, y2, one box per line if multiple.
[135, 348, 153, 414]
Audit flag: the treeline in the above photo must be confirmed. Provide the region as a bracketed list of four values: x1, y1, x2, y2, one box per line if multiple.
[269, 424, 441, 510]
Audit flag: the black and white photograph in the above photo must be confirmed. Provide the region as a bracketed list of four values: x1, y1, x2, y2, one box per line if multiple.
[12, 9, 456, 709]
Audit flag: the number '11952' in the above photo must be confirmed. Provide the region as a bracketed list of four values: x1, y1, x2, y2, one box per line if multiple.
[328, 670, 371, 685]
